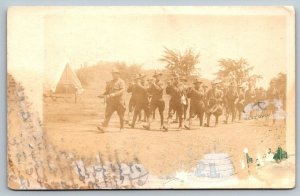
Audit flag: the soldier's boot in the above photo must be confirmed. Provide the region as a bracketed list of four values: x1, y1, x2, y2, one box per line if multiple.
[204, 115, 210, 127]
[166, 117, 171, 129]
[97, 126, 106, 133]
[127, 112, 133, 124]
[224, 114, 229, 124]
[184, 118, 192, 130]
[160, 126, 168, 132]
[142, 122, 151, 130]
[215, 116, 219, 126]
[128, 123, 135, 128]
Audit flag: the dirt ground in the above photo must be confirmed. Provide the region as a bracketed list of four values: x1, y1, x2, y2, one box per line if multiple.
[43, 81, 287, 178]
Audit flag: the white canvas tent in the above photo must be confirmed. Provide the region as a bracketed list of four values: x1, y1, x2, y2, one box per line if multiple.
[54, 63, 84, 94]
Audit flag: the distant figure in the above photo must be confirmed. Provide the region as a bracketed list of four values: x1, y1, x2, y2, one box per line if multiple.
[180, 77, 189, 121]
[97, 68, 126, 132]
[127, 75, 141, 124]
[224, 83, 238, 124]
[185, 78, 205, 129]
[129, 74, 150, 128]
[205, 80, 223, 127]
[146, 71, 168, 131]
[166, 73, 185, 130]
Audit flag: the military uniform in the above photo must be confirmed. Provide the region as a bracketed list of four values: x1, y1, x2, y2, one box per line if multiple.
[166, 82, 185, 129]
[185, 79, 205, 129]
[224, 87, 238, 123]
[148, 78, 166, 129]
[181, 82, 189, 120]
[205, 83, 223, 127]
[127, 82, 137, 113]
[127, 82, 142, 122]
[101, 77, 126, 129]
[130, 79, 150, 128]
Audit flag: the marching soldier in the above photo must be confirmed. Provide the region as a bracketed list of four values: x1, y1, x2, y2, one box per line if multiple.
[97, 68, 126, 132]
[146, 71, 168, 131]
[127, 75, 141, 124]
[205, 80, 223, 127]
[180, 77, 189, 121]
[166, 74, 185, 130]
[184, 78, 205, 130]
[224, 83, 238, 124]
[129, 74, 150, 128]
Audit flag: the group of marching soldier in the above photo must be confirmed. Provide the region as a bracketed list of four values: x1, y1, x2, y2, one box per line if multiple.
[97, 68, 281, 132]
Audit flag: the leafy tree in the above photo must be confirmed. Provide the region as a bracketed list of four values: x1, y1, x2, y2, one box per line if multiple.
[269, 72, 286, 99]
[216, 58, 261, 87]
[159, 47, 200, 77]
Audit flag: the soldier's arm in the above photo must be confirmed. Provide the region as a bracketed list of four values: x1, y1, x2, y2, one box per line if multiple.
[152, 82, 163, 91]
[192, 88, 204, 97]
[110, 80, 125, 97]
[102, 82, 110, 95]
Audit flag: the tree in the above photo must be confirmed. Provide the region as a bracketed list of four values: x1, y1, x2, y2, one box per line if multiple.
[216, 58, 261, 87]
[115, 62, 142, 83]
[269, 72, 286, 98]
[159, 47, 200, 77]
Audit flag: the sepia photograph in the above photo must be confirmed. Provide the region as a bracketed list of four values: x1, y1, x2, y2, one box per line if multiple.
[7, 6, 295, 189]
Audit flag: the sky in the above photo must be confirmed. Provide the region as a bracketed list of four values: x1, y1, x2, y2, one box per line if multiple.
[45, 12, 287, 88]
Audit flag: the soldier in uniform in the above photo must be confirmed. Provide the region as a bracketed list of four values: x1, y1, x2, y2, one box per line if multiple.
[97, 68, 126, 132]
[224, 83, 238, 124]
[129, 74, 150, 128]
[127, 75, 141, 124]
[166, 74, 185, 130]
[205, 80, 223, 127]
[146, 71, 168, 131]
[180, 77, 189, 121]
[184, 78, 205, 130]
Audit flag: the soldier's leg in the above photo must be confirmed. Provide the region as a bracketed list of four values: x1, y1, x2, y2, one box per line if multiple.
[176, 102, 184, 129]
[128, 98, 135, 123]
[185, 102, 194, 130]
[197, 103, 204, 127]
[199, 110, 204, 127]
[215, 114, 219, 126]
[231, 105, 236, 122]
[116, 102, 126, 129]
[142, 101, 151, 129]
[174, 112, 179, 123]
[147, 100, 156, 127]
[167, 102, 175, 127]
[158, 100, 166, 128]
[206, 112, 211, 127]
[131, 103, 142, 128]
[102, 104, 116, 127]
[183, 103, 188, 120]
[224, 105, 229, 124]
